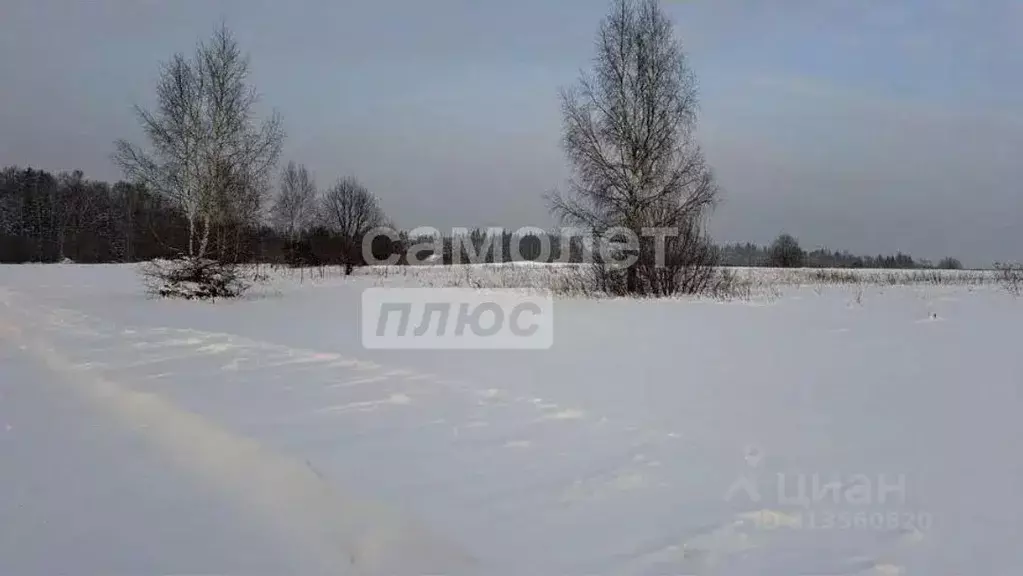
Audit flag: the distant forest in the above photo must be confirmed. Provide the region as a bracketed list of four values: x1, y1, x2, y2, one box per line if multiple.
[717, 242, 962, 270]
[1, 165, 964, 270]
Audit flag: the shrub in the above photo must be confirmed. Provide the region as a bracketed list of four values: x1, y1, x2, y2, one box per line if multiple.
[589, 221, 722, 297]
[812, 269, 860, 284]
[995, 262, 1023, 296]
[140, 257, 250, 300]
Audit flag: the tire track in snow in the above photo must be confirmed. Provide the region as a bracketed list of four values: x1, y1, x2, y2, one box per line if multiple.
[21, 298, 706, 570]
[0, 291, 477, 576]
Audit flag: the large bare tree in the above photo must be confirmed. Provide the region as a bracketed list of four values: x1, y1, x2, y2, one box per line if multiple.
[320, 177, 386, 275]
[549, 0, 719, 295]
[114, 24, 284, 259]
[271, 161, 318, 241]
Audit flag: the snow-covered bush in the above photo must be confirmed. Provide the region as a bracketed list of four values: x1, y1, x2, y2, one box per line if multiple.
[995, 263, 1023, 296]
[139, 257, 250, 300]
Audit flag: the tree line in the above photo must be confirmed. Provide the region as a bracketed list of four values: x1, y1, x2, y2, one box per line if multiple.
[0, 164, 389, 267]
[719, 234, 964, 270]
[0, 167, 184, 263]
[0, 167, 960, 272]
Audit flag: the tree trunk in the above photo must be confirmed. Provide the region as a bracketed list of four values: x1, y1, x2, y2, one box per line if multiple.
[626, 265, 639, 294]
[197, 216, 211, 259]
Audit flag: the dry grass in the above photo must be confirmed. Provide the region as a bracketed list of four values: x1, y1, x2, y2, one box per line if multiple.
[257, 263, 1002, 300]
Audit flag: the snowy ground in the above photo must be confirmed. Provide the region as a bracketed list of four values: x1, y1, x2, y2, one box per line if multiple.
[2, 263, 1022, 575]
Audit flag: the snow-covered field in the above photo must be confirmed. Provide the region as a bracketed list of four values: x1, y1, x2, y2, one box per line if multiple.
[344, 262, 999, 295]
[2, 263, 1022, 575]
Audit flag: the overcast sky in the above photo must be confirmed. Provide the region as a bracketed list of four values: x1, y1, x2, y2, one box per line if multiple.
[2, 0, 1020, 265]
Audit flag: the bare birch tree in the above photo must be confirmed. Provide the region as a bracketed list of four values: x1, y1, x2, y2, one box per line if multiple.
[114, 23, 284, 259]
[549, 0, 719, 295]
[272, 161, 318, 241]
[320, 177, 386, 275]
